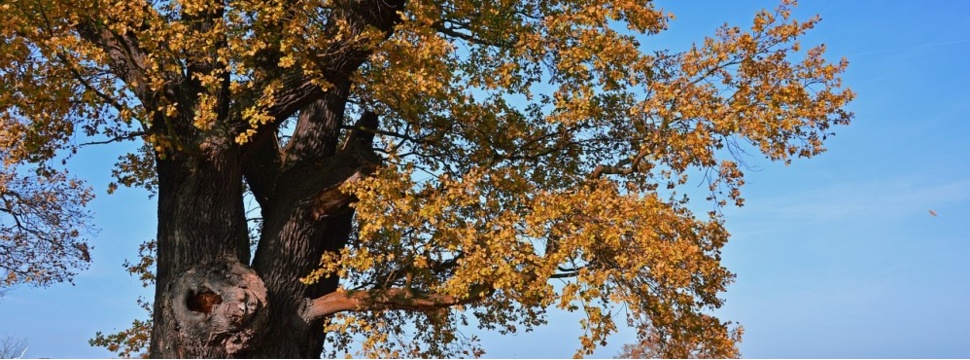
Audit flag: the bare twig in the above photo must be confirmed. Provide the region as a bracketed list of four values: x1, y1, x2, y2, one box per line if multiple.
[79, 131, 147, 147]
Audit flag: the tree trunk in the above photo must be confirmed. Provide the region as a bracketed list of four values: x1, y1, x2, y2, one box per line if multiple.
[146, 144, 332, 358]
[148, 100, 376, 358]
[149, 138, 268, 358]
[246, 92, 354, 358]
[144, 2, 404, 356]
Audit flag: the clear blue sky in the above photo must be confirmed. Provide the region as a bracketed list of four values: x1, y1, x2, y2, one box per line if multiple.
[2, 1, 969, 358]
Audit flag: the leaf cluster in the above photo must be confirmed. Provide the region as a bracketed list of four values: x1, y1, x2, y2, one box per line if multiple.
[0, 0, 852, 357]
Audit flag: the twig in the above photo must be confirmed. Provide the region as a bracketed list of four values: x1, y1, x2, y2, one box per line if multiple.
[79, 131, 148, 147]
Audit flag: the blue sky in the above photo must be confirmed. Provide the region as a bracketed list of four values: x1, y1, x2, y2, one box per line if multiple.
[2, 1, 969, 358]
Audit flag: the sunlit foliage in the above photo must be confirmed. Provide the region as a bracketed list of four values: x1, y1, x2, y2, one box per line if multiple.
[0, 0, 851, 357]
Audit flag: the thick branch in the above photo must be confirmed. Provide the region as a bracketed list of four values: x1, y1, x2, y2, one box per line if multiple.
[74, 20, 152, 102]
[304, 287, 487, 320]
[242, 130, 283, 207]
[264, 75, 326, 123]
[273, 112, 382, 218]
[52, 51, 129, 114]
[248, 0, 405, 129]
[279, 0, 403, 163]
[309, 112, 381, 218]
[251, 111, 381, 312]
[589, 147, 651, 179]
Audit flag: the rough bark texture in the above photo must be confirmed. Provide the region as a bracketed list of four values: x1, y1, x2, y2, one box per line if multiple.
[148, 102, 379, 359]
[150, 139, 255, 358]
[161, 257, 268, 357]
[248, 109, 380, 358]
[142, 1, 404, 357]
[6, 0, 849, 357]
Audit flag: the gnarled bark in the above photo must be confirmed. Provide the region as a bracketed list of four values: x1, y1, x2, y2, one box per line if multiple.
[143, 0, 407, 357]
[149, 140, 253, 358]
[161, 257, 268, 358]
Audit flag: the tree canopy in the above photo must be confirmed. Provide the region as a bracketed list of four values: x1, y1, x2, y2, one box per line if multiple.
[0, 0, 852, 357]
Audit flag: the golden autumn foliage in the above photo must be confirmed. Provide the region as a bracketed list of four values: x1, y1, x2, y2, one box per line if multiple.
[0, 0, 852, 357]
[616, 322, 743, 359]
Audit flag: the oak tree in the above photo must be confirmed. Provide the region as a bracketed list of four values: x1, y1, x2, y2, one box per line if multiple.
[0, 0, 852, 357]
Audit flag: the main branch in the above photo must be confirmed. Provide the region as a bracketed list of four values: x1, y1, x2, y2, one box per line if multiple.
[304, 287, 487, 320]
[74, 19, 154, 102]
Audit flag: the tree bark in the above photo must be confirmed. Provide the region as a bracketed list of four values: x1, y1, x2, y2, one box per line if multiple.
[148, 95, 381, 358]
[144, 1, 405, 357]
[150, 137, 258, 358]
[248, 107, 379, 358]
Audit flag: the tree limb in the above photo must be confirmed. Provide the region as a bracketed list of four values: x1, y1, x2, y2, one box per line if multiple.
[304, 287, 489, 320]
[52, 52, 128, 114]
[79, 131, 148, 147]
[74, 19, 153, 103]
[433, 22, 515, 48]
[309, 112, 382, 219]
[264, 75, 327, 123]
[589, 147, 652, 179]
[254, 0, 406, 127]
[241, 129, 283, 208]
